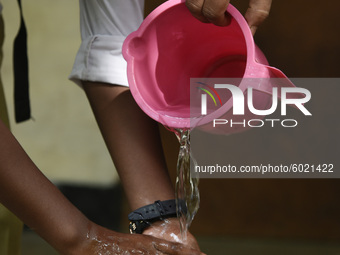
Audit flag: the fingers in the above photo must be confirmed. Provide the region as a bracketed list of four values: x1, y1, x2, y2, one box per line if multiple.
[153, 241, 203, 255]
[186, 0, 231, 26]
[244, 0, 272, 35]
[185, 0, 271, 33]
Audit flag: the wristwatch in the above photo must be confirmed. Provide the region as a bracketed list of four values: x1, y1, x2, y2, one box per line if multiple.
[128, 199, 187, 234]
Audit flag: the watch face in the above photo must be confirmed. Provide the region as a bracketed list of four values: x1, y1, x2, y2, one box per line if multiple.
[129, 222, 137, 234]
[129, 220, 151, 234]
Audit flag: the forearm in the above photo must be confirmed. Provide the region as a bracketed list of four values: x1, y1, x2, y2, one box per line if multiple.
[0, 120, 90, 254]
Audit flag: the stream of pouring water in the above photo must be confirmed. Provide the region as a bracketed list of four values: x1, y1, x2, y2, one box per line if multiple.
[171, 128, 200, 241]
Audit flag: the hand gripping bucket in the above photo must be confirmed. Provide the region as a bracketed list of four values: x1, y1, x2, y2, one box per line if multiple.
[123, 0, 300, 134]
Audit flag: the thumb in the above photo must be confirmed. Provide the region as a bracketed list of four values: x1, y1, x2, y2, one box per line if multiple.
[245, 0, 272, 35]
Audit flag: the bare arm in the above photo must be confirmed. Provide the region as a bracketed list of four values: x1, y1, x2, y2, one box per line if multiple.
[82, 82, 202, 251]
[0, 119, 203, 254]
[0, 119, 89, 253]
[82, 83, 175, 210]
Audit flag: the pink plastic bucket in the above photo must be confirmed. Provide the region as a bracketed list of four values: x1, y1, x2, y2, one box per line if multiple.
[123, 0, 297, 132]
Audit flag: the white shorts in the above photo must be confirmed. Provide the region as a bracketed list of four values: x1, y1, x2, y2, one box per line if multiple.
[69, 0, 145, 87]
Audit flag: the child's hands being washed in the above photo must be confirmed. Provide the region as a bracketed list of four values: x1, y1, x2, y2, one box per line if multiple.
[143, 218, 205, 254]
[73, 223, 205, 255]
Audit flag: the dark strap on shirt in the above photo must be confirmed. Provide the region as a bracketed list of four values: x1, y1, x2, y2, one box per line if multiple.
[13, 0, 31, 123]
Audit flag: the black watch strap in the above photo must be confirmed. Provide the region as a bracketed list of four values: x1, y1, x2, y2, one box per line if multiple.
[128, 199, 186, 234]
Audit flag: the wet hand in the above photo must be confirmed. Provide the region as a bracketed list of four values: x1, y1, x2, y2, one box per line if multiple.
[74, 223, 204, 255]
[185, 0, 272, 35]
[143, 218, 203, 252]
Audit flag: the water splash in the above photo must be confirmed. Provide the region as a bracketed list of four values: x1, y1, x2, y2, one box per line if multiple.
[171, 128, 200, 241]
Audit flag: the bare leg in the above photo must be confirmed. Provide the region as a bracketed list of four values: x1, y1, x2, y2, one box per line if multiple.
[83, 82, 175, 210]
